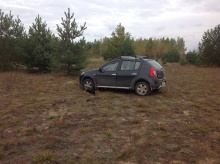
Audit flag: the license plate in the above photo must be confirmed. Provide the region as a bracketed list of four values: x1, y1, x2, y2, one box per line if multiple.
[161, 82, 166, 87]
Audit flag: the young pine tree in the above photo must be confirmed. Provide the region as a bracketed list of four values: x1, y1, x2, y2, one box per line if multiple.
[25, 15, 54, 72]
[56, 8, 87, 75]
[198, 24, 220, 66]
[102, 23, 135, 61]
[0, 9, 25, 71]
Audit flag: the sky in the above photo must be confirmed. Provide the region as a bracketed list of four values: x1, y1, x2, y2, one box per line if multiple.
[1, 0, 220, 51]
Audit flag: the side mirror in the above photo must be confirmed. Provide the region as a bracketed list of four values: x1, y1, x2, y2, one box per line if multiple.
[98, 68, 105, 73]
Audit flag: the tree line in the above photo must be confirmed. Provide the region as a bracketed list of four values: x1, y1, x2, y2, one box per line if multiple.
[1, 9, 220, 75]
[85, 23, 220, 67]
[87, 24, 186, 63]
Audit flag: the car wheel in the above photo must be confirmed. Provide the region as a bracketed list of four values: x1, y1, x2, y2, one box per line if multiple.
[83, 78, 95, 91]
[135, 82, 151, 96]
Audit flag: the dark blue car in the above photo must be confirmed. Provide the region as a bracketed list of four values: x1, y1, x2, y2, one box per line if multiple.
[79, 56, 166, 96]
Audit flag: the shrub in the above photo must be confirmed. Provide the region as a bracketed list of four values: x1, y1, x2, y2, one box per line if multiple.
[179, 58, 188, 66]
[162, 48, 180, 63]
[195, 55, 204, 66]
[186, 51, 197, 65]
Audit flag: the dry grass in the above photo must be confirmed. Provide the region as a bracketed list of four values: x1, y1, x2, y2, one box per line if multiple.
[0, 58, 220, 163]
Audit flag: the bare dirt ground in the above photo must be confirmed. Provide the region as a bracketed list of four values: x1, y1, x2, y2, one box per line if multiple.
[0, 58, 220, 163]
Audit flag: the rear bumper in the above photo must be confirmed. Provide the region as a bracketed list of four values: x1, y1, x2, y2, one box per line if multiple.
[160, 81, 166, 88]
[152, 79, 166, 90]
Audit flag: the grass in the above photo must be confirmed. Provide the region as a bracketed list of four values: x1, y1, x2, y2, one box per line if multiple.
[0, 58, 220, 163]
[33, 150, 57, 163]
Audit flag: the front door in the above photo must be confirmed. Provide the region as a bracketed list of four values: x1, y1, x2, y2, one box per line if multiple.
[95, 60, 119, 87]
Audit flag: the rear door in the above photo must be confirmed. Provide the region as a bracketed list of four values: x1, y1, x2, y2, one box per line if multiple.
[116, 60, 141, 88]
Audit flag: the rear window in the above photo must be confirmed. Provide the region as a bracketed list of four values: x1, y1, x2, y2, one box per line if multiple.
[145, 60, 162, 69]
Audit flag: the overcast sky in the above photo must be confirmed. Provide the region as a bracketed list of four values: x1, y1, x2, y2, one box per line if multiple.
[1, 0, 220, 51]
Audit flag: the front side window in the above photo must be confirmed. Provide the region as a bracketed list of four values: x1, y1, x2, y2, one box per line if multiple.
[134, 62, 140, 70]
[102, 61, 119, 71]
[120, 61, 140, 70]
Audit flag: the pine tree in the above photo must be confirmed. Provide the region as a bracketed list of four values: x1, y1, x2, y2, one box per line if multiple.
[24, 15, 53, 72]
[0, 9, 25, 70]
[102, 23, 135, 60]
[56, 8, 87, 75]
[119, 38, 135, 56]
[198, 24, 220, 66]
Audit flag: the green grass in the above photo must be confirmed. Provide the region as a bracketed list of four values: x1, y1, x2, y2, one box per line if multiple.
[33, 150, 57, 163]
[0, 58, 220, 163]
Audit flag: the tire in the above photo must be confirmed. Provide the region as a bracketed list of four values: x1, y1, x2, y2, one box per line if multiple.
[135, 82, 151, 96]
[83, 78, 95, 91]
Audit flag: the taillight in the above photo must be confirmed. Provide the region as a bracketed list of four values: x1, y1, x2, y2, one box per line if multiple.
[150, 67, 157, 77]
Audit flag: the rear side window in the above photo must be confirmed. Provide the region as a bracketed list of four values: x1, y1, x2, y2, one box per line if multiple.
[120, 61, 140, 71]
[145, 60, 162, 69]
[134, 62, 140, 70]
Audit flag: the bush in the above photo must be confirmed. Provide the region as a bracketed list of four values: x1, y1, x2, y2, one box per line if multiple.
[195, 55, 204, 66]
[162, 48, 180, 63]
[186, 51, 197, 65]
[179, 58, 188, 66]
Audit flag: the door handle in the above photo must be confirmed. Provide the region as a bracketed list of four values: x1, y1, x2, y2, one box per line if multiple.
[111, 74, 116, 76]
[132, 73, 137, 76]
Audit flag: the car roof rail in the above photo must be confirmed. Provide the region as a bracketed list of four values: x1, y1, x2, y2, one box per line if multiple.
[135, 55, 147, 59]
[120, 56, 136, 59]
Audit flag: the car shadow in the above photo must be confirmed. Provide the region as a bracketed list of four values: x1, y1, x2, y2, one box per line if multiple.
[97, 88, 163, 96]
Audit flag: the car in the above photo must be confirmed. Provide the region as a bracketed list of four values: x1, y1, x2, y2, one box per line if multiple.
[79, 56, 166, 96]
